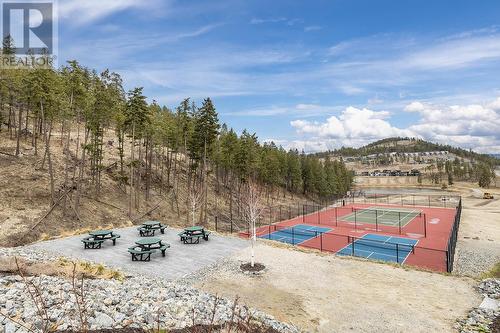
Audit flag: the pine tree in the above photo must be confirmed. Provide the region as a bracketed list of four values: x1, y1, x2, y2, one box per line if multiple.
[188, 98, 219, 167]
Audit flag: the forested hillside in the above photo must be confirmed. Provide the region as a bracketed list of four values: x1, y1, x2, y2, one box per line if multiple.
[317, 137, 500, 166]
[0, 43, 353, 244]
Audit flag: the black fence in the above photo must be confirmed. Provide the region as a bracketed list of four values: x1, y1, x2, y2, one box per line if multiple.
[346, 193, 462, 209]
[255, 224, 448, 270]
[213, 193, 462, 273]
[446, 197, 462, 272]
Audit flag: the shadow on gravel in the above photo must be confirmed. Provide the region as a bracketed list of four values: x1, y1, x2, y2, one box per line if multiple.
[58, 325, 282, 333]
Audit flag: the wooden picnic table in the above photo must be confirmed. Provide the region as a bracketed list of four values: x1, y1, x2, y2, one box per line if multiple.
[179, 226, 211, 244]
[138, 221, 167, 236]
[83, 230, 121, 249]
[184, 226, 205, 234]
[142, 221, 161, 229]
[135, 237, 163, 251]
[129, 238, 170, 261]
[89, 230, 113, 240]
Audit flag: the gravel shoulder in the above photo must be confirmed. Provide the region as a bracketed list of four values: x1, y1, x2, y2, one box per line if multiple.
[195, 243, 480, 333]
[454, 191, 500, 277]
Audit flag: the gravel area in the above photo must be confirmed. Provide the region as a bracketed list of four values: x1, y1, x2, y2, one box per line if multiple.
[455, 279, 500, 333]
[0, 249, 299, 333]
[454, 241, 500, 277]
[196, 243, 480, 333]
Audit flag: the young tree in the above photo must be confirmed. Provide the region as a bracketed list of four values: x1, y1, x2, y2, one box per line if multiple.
[243, 181, 264, 267]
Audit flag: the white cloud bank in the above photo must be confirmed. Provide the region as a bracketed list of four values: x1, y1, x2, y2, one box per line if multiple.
[59, 0, 164, 25]
[287, 97, 500, 153]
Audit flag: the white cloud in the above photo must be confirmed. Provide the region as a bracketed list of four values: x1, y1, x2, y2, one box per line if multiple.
[291, 106, 411, 143]
[287, 98, 500, 153]
[304, 25, 322, 32]
[224, 103, 343, 117]
[250, 17, 287, 25]
[59, 0, 164, 25]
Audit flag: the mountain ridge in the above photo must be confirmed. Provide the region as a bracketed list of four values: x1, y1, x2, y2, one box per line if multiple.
[311, 137, 500, 165]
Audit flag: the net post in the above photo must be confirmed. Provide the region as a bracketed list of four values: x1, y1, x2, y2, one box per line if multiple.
[424, 213, 427, 237]
[354, 209, 357, 230]
[292, 227, 295, 245]
[302, 205, 305, 223]
[398, 212, 402, 234]
[351, 236, 355, 256]
[320, 233, 323, 252]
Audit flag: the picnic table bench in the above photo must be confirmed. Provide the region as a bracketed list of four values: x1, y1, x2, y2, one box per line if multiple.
[82, 230, 120, 249]
[127, 238, 170, 261]
[137, 221, 167, 237]
[178, 226, 211, 244]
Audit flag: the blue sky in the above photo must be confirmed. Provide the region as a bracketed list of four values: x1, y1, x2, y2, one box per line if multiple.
[56, 0, 500, 153]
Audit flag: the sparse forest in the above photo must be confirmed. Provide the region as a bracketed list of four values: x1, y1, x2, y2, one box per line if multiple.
[0, 37, 353, 242]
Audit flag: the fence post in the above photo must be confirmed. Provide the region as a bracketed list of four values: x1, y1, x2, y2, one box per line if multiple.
[375, 210, 378, 231]
[230, 218, 233, 234]
[396, 244, 399, 263]
[215, 216, 218, 232]
[335, 207, 338, 226]
[320, 233, 323, 252]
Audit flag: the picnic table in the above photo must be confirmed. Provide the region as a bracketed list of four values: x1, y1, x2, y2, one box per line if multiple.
[128, 237, 170, 261]
[82, 230, 120, 249]
[137, 220, 167, 237]
[178, 226, 211, 244]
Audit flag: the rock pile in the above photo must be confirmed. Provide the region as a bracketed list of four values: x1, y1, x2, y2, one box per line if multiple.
[455, 278, 500, 333]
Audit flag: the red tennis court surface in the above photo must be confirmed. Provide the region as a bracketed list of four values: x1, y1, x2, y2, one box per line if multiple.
[248, 203, 459, 272]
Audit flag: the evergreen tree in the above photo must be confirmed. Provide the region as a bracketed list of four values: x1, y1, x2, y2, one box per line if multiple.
[188, 98, 219, 167]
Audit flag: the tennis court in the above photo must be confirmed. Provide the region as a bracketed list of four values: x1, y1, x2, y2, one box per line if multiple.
[337, 234, 418, 264]
[259, 224, 331, 245]
[341, 206, 422, 227]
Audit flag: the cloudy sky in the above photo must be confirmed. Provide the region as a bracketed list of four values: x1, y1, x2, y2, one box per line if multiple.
[55, 0, 500, 153]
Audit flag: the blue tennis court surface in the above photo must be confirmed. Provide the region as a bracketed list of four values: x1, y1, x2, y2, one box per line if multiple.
[337, 234, 418, 264]
[259, 224, 331, 245]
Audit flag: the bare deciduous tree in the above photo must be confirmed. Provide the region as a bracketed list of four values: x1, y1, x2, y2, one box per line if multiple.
[242, 181, 264, 267]
[188, 179, 204, 226]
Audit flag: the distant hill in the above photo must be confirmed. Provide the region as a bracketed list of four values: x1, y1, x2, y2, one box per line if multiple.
[314, 137, 500, 165]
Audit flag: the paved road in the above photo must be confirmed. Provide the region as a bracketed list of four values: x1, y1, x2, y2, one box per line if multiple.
[28, 226, 248, 281]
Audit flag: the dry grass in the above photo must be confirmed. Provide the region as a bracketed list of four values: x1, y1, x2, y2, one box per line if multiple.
[0, 256, 124, 280]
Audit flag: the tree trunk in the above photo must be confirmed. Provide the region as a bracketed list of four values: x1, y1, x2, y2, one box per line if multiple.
[40, 101, 55, 205]
[15, 104, 22, 156]
[129, 123, 135, 218]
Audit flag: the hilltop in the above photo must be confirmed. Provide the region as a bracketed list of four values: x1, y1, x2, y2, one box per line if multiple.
[314, 137, 500, 166]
